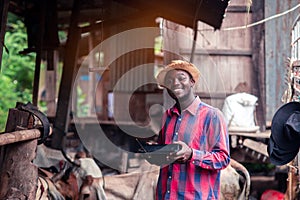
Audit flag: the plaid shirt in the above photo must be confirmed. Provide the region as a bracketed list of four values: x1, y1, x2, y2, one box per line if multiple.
[156, 97, 230, 200]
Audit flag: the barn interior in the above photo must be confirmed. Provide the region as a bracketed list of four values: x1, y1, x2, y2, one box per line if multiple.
[1, 0, 298, 199]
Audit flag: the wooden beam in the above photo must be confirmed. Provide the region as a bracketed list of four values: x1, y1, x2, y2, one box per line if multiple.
[196, 92, 234, 99]
[80, 9, 157, 34]
[226, 5, 252, 13]
[32, 0, 46, 106]
[251, 0, 266, 131]
[113, 0, 228, 29]
[0, 129, 41, 146]
[45, 50, 58, 117]
[0, 0, 9, 71]
[52, 0, 81, 149]
[229, 130, 270, 138]
[180, 48, 252, 56]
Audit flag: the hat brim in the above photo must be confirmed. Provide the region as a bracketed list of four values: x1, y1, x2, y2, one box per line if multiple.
[268, 102, 300, 165]
[268, 136, 299, 165]
[270, 102, 300, 146]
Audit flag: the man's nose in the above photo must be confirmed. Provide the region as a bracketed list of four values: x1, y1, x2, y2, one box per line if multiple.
[172, 78, 180, 85]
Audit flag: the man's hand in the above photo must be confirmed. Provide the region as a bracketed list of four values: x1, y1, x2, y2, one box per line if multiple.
[171, 141, 193, 163]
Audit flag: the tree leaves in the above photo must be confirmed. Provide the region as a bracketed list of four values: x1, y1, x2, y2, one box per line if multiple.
[0, 14, 35, 131]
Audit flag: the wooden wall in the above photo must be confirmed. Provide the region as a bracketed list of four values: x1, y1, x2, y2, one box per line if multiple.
[162, 0, 300, 127]
[265, 0, 300, 122]
[163, 0, 254, 110]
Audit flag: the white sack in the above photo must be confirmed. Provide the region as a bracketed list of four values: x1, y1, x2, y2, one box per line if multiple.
[222, 93, 258, 128]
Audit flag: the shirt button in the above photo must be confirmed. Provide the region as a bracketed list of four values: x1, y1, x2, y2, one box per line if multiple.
[179, 118, 181, 121]
[167, 190, 170, 193]
[175, 132, 178, 135]
[169, 176, 172, 179]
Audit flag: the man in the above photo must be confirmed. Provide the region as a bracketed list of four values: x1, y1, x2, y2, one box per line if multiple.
[155, 60, 230, 200]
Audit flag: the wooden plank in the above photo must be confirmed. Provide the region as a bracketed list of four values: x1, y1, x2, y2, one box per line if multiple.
[227, 0, 250, 6]
[197, 92, 233, 99]
[242, 138, 268, 157]
[229, 130, 271, 138]
[45, 50, 58, 117]
[180, 48, 252, 56]
[227, 5, 252, 13]
[194, 55, 252, 94]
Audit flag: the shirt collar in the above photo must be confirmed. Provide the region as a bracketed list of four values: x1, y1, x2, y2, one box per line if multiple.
[168, 96, 201, 116]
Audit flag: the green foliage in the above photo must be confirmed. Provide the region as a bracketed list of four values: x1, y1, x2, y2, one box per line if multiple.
[0, 75, 19, 130]
[76, 86, 89, 117]
[243, 162, 276, 175]
[0, 14, 35, 131]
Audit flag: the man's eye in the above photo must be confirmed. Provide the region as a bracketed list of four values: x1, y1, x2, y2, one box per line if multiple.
[178, 76, 187, 81]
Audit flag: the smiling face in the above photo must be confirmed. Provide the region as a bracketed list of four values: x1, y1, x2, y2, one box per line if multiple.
[164, 69, 195, 102]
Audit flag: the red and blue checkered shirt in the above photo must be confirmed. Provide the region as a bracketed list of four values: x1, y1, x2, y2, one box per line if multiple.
[156, 97, 230, 200]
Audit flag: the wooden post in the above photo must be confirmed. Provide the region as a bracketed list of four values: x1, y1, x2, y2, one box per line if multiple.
[251, 0, 266, 131]
[46, 50, 58, 117]
[0, 0, 9, 71]
[52, 0, 81, 149]
[32, 0, 46, 106]
[0, 108, 38, 199]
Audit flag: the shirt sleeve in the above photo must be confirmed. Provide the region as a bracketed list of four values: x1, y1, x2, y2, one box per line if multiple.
[189, 109, 230, 170]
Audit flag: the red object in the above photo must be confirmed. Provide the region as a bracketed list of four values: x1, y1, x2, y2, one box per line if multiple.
[261, 189, 285, 200]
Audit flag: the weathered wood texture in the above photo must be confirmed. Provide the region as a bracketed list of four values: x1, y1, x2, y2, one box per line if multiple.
[0, 129, 41, 146]
[265, 0, 300, 122]
[163, 0, 254, 111]
[251, 0, 266, 131]
[0, 108, 38, 200]
[45, 50, 58, 117]
[159, 0, 254, 109]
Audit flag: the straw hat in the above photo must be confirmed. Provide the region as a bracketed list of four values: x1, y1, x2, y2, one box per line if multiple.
[156, 60, 200, 87]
